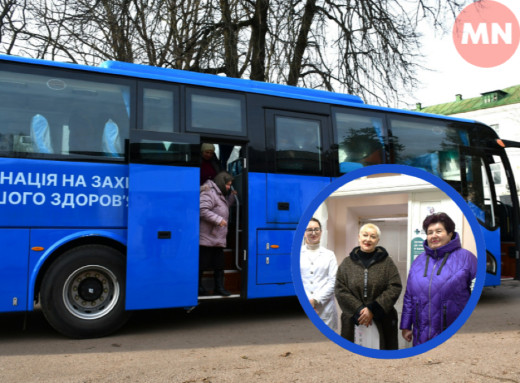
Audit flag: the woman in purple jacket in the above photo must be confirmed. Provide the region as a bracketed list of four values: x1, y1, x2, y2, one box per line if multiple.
[199, 171, 236, 296]
[400, 212, 477, 346]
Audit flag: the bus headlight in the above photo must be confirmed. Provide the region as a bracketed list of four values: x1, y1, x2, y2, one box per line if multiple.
[486, 251, 497, 275]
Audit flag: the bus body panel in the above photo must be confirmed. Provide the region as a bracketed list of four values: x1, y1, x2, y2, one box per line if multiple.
[0, 158, 127, 228]
[246, 172, 330, 299]
[0, 229, 30, 312]
[125, 164, 199, 310]
[482, 225, 501, 286]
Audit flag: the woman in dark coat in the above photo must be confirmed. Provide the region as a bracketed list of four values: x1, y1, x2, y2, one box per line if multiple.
[335, 223, 402, 349]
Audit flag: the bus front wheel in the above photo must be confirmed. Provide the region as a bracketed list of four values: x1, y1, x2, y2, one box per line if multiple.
[40, 245, 128, 338]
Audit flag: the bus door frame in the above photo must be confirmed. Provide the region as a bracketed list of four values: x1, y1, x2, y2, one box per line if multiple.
[205, 141, 249, 298]
[492, 140, 520, 280]
[459, 145, 520, 282]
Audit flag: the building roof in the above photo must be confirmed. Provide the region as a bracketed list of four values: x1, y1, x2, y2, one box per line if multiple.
[415, 84, 520, 115]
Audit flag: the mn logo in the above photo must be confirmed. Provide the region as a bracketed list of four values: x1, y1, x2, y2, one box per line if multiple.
[453, 0, 520, 68]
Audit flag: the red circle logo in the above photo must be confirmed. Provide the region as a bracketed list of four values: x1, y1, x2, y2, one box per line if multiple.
[453, 0, 520, 68]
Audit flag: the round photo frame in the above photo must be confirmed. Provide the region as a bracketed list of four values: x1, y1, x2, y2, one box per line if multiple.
[291, 164, 486, 359]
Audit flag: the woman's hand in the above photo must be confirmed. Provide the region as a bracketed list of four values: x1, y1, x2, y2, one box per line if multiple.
[402, 329, 413, 342]
[310, 299, 318, 313]
[219, 219, 228, 227]
[358, 307, 373, 327]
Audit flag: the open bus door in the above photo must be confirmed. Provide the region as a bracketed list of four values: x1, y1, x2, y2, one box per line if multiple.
[494, 139, 520, 281]
[126, 130, 201, 310]
[226, 146, 247, 297]
[198, 143, 247, 298]
[459, 145, 520, 285]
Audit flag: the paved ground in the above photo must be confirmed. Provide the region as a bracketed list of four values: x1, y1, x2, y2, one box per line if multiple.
[0, 279, 519, 382]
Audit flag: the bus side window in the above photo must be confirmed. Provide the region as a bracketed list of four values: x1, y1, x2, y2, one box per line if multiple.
[143, 87, 177, 133]
[333, 111, 385, 173]
[102, 119, 122, 157]
[275, 116, 322, 174]
[68, 110, 102, 156]
[186, 88, 246, 136]
[30, 114, 54, 154]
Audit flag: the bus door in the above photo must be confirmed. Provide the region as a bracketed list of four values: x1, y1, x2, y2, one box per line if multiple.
[198, 143, 247, 298]
[459, 146, 503, 286]
[246, 110, 331, 299]
[126, 130, 200, 310]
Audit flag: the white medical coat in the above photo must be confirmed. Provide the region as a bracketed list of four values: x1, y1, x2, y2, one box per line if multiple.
[300, 245, 338, 331]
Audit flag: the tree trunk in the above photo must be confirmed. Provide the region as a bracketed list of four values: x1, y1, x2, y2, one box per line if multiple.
[250, 0, 269, 82]
[287, 0, 316, 86]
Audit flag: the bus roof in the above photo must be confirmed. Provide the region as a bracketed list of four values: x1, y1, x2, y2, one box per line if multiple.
[0, 54, 478, 124]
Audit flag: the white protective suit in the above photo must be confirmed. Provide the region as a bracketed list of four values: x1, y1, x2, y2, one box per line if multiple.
[300, 244, 338, 332]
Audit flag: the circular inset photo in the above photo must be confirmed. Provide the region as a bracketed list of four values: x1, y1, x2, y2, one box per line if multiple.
[291, 164, 486, 359]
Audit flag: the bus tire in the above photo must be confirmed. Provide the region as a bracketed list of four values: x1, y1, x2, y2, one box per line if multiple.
[40, 244, 128, 338]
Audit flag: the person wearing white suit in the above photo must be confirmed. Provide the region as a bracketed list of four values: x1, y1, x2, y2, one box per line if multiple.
[300, 217, 338, 332]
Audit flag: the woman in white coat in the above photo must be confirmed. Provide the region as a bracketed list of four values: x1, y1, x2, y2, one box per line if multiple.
[300, 217, 338, 332]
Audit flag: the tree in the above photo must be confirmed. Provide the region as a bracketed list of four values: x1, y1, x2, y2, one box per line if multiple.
[0, 0, 466, 105]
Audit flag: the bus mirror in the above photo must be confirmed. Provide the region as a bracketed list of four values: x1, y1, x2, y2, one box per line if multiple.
[496, 139, 520, 149]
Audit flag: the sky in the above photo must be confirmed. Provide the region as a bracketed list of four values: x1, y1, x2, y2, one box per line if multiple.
[400, 0, 520, 109]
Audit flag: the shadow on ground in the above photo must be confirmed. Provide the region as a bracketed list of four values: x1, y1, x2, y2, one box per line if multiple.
[0, 296, 327, 356]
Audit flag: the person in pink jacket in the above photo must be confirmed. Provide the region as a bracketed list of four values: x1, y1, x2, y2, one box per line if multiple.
[199, 171, 236, 296]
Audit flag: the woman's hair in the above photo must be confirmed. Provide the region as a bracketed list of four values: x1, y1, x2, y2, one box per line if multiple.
[422, 212, 455, 234]
[201, 143, 215, 152]
[309, 217, 321, 229]
[213, 171, 233, 195]
[359, 223, 381, 238]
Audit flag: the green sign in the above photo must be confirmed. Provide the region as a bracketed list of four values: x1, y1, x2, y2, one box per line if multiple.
[410, 237, 424, 262]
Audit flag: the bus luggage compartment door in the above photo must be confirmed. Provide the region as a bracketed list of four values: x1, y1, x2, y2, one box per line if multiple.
[256, 229, 294, 284]
[0, 229, 29, 312]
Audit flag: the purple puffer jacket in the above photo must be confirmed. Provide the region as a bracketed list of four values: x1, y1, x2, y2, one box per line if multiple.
[199, 180, 235, 248]
[400, 233, 477, 346]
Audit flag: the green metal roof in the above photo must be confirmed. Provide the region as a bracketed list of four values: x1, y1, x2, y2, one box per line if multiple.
[415, 84, 520, 115]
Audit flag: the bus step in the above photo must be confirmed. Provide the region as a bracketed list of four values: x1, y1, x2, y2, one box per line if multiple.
[198, 294, 240, 300]
[200, 269, 241, 296]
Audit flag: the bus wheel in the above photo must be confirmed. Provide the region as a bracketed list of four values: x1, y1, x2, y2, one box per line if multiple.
[40, 245, 128, 338]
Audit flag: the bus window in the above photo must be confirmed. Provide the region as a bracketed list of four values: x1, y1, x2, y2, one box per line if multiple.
[275, 116, 322, 174]
[143, 88, 177, 133]
[333, 111, 385, 173]
[462, 155, 495, 228]
[389, 117, 469, 179]
[186, 89, 246, 136]
[491, 155, 516, 241]
[0, 68, 130, 160]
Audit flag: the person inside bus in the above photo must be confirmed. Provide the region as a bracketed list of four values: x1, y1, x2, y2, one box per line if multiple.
[466, 185, 486, 223]
[335, 223, 402, 349]
[199, 171, 237, 296]
[300, 217, 338, 332]
[400, 212, 477, 347]
[200, 143, 222, 184]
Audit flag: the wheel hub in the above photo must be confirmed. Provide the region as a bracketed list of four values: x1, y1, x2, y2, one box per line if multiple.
[78, 277, 104, 301]
[63, 265, 120, 320]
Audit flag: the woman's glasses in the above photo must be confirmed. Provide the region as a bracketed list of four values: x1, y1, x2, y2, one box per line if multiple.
[305, 228, 321, 233]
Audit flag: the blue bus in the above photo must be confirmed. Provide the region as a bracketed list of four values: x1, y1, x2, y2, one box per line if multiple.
[0, 54, 518, 338]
